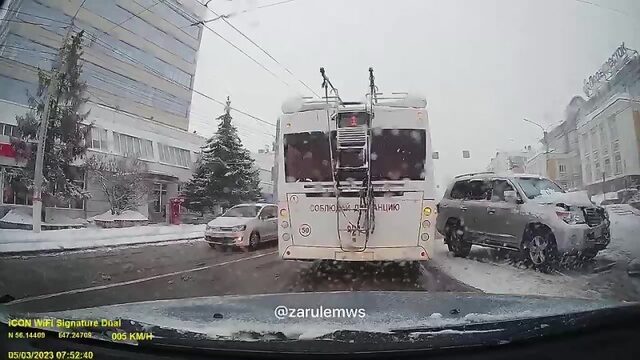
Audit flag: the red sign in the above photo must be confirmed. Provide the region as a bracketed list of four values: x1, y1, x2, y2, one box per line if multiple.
[0, 143, 16, 158]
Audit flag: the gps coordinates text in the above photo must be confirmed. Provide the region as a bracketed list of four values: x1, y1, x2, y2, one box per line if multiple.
[274, 305, 366, 319]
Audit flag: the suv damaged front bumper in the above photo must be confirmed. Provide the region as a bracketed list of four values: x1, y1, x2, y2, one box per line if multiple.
[553, 220, 611, 254]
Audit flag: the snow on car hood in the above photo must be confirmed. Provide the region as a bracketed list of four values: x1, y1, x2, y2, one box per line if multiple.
[34, 291, 626, 341]
[207, 216, 253, 227]
[532, 190, 594, 207]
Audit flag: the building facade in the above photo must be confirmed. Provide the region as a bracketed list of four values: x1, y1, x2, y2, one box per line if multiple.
[0, 0, 207, 223]
[576, 44, 640, 195]
[525, 98, 584, 190]
[487, 149, 531, 174]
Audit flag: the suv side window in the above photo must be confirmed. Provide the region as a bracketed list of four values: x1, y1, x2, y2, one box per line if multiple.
[467, 179, 492, 200]
[491, 180, 515, 202]
[450, 180, 469, 199]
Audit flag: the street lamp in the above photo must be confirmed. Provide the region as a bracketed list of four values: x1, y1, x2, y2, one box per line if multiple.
[523, 118, 549, 176]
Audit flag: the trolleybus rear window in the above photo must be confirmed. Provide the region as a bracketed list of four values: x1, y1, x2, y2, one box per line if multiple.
[284, 131, 334, 182]
[370, 129, 426, 181]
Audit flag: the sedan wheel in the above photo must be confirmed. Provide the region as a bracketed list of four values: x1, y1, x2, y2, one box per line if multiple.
[249, 232, 260, 250]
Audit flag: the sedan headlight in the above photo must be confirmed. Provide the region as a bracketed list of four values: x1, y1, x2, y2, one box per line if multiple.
[231, 225, 247, 232]
[555, 209, 586, 225]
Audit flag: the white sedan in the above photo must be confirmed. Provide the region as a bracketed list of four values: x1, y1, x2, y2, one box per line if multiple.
[204, 203, 278, 250]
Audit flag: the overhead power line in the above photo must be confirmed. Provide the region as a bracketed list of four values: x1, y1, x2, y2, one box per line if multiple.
[94, 0, 161, 44]
[83, 27, 277, 127]
[573, 0, 629, 16]
[0, 6, 73, 24]
[198, 0, 299, 22]
[196, 1, 320, 97]
[1, 1, 277, 129]
[159, 0, 293, 90]
[0, 18, 70, 28]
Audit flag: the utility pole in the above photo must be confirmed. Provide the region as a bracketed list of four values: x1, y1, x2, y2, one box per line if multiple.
[32, 75, 58, 232]
[523, 118, 549, 177]
[32, 1, 85, 232]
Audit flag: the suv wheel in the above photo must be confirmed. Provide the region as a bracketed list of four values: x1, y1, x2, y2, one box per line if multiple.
[522, 228, 558, 273]
[447, 221, 471, 258]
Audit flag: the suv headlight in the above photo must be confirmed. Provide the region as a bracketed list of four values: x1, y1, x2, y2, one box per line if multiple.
[555, 209, 586, 225]
[231, 225, 247, 232]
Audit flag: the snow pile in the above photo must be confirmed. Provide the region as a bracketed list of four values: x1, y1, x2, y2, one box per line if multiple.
[533, 190, 592, 206]
[0, 209, 33, 225]
[0, 224, 205, 253]
[1, 209, 87, 226]
[47, 212, 88, 225]
[92, 210, 148, 222]
[601, 204, 640, 263]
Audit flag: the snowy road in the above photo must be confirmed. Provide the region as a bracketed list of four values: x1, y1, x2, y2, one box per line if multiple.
[0, 240, 474, 313]
[1, 205, 638, 314]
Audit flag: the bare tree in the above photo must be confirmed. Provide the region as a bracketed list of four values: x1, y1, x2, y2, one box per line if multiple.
[85, 155, 149, 215]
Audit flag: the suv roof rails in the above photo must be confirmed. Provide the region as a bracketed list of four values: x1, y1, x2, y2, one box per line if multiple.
[454, 171, 495, 179]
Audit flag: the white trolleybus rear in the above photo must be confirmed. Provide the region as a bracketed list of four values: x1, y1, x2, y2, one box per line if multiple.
[273, 68, 437, 262]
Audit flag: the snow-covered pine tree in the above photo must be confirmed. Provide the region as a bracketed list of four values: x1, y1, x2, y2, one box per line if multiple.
[11, 31, 90, 208]
[183, 97, 262, 213]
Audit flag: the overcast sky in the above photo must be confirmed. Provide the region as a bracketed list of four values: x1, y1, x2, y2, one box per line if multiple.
[189, 0, 640, 193]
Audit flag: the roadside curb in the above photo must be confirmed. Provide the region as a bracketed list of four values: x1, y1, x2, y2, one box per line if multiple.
[0, 234, 204, 257]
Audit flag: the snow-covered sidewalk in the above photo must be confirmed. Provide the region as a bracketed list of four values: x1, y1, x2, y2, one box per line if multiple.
[0, 224, 205, 254]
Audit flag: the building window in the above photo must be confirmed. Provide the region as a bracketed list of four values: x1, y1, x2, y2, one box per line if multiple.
[590, 128, 598, 153]
[113, 132, 154, 160]
[599, 123, 608, 156]
[581, 133, 589, 154]
[2, 168, 32, 205]
[158, 143, 190, 167]
[608, 115, 618, 140]
[153, 183, 167, 213]
[584, 155, 591, 183]
[2, 123, 17, 137]
[614, 151, 622, 175]
[604, 158, 612, 177]
[558, 164, 566, 175]
[88, 126, 109, 151]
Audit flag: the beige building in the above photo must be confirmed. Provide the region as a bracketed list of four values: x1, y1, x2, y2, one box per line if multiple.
[0, 0, 207, 223]
[525, 98, 584, 190]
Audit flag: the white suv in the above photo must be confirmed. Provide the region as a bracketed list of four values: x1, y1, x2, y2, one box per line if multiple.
[204, 203, 278, 250]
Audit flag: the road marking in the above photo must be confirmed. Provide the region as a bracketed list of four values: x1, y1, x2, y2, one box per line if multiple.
[8, 250, 278, 305]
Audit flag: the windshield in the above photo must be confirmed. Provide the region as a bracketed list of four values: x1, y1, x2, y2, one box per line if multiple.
[515, 177, 565, 199]
[222, 205, 260, 218]
[1, 0, 640, 350]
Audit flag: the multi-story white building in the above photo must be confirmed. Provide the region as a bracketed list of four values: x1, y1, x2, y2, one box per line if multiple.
[0, 0, 207, 222]
[576, 44, 640, 195]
